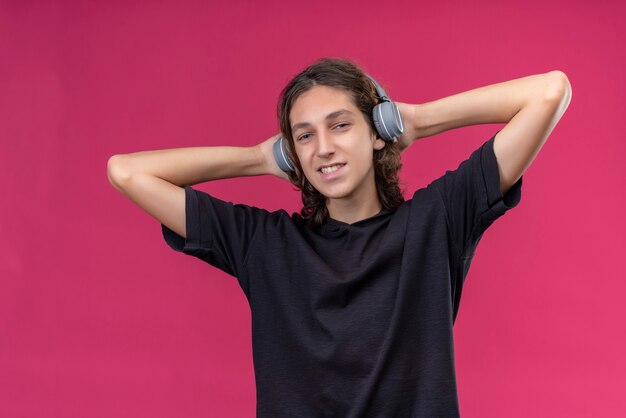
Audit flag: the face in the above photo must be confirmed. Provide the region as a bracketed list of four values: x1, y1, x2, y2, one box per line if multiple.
[290, 85, 386, 204]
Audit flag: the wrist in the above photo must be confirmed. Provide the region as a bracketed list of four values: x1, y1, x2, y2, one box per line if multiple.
[250, 144, 271, 176]
[395, 102, 420, 150]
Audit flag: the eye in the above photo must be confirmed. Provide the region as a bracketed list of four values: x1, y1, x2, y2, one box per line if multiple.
[297, 123, 350, 142]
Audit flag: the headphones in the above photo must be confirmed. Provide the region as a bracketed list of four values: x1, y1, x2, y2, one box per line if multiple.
[272, 74, 404, 173]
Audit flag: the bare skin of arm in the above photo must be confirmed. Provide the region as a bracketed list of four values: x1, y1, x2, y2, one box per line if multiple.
[107, 133, 288, 239]
[395, 70, 571, 194]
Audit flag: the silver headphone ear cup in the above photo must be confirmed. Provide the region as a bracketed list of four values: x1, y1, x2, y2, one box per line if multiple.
[374, 102, 404, 142]
[389, 102, 404, 137]
[372, 106, 386, 141]
[273, 137, 295, 173]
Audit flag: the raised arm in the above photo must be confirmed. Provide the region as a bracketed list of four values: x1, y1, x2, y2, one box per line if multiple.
[396, 71, 572, 195]
[107, 133, 288, 238]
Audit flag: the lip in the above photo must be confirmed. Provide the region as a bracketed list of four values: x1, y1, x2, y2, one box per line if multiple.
[318, 163, 346, 180]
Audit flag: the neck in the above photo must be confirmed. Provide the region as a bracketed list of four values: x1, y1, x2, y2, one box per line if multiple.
[326, 173, 382, 225]
[327, 200, 382, 225]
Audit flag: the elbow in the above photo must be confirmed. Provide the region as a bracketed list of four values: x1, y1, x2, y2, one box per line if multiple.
[107, 155, 133, 189]
[544, 70, 572, 104]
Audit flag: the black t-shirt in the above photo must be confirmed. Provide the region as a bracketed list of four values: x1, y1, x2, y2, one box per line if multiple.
[161, 132, 523, 417]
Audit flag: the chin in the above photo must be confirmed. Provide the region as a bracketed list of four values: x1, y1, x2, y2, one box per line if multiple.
[317, 185, 355, 200]
[304, 176, 344, 196]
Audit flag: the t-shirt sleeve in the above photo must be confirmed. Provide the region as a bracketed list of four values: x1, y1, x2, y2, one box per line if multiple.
[160, 184, 265, 281]
[429, 131, 523, 259]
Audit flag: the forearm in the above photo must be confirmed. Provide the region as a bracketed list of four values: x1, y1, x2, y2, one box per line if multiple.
[413, 71, 563, 139]
[109, 145, 266, 187]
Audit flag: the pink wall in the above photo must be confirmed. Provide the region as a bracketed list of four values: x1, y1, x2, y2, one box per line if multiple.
[1, 0, 624, 416]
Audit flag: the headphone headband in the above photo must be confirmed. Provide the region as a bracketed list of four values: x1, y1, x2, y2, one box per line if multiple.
[366, 74, 390, 102]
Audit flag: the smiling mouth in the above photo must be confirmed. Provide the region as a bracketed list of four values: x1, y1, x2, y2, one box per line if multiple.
[319, 163, 346, 174]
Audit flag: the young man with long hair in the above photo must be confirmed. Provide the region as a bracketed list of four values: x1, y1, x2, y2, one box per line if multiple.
[108, 57, 571, 417]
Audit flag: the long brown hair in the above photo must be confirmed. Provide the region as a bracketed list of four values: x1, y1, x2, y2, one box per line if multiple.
[276, 57, 405, 228]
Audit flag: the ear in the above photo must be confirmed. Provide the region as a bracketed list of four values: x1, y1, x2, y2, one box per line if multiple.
[373, 137, 386, 151]
[369, 128, 386, 151]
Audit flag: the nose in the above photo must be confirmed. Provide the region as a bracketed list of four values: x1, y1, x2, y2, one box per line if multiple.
[316, 130, 335, 159]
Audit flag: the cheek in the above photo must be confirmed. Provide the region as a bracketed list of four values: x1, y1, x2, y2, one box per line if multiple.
[356, 146, 375, 171]
[297, 152, 317, 182]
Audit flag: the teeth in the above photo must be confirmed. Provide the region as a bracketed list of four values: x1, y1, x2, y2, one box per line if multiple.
[321, 164, 343, 174]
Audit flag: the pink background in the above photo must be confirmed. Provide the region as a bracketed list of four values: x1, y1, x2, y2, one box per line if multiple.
[1, 0, 624, 416]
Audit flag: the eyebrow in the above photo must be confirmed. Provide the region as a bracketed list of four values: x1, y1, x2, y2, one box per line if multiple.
[291, 109, 356, 133]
